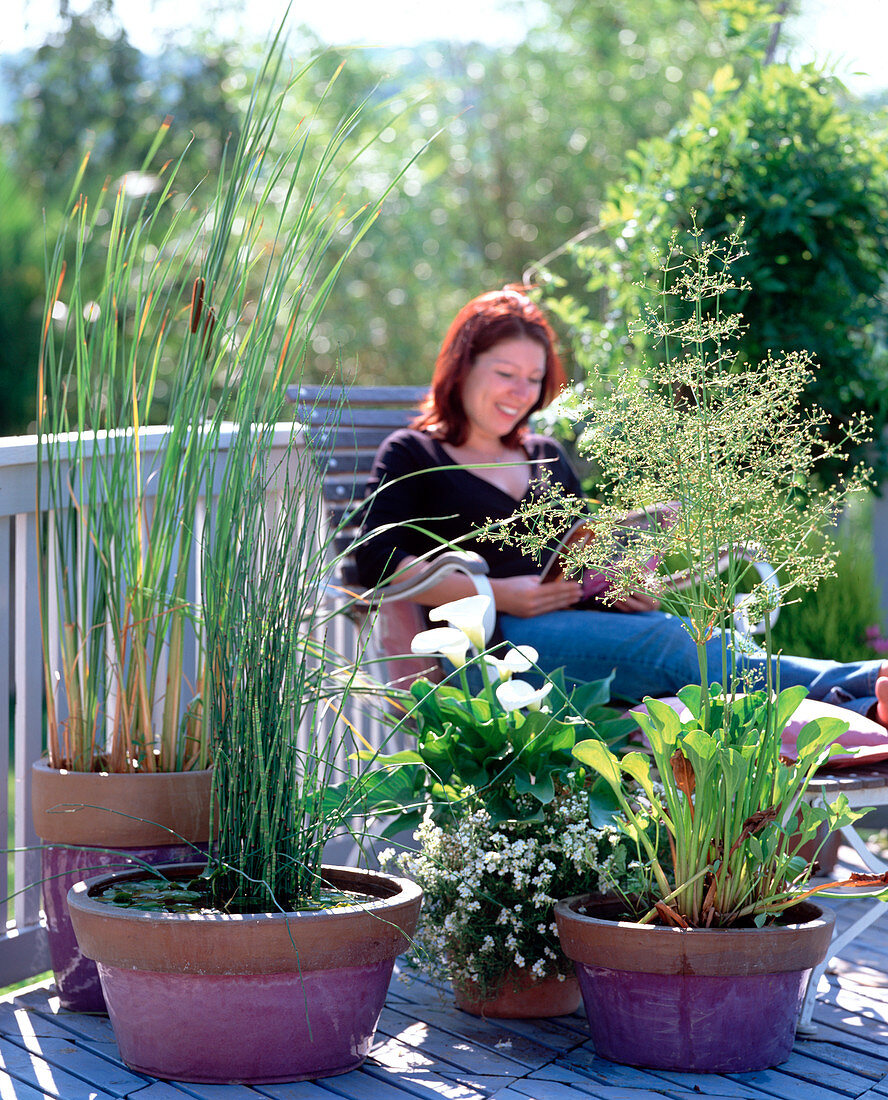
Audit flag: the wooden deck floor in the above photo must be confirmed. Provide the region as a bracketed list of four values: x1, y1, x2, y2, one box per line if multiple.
[2, 856, 888, 1099]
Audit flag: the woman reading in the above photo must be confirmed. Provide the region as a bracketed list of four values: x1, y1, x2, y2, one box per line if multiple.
[354, 286, 888, 722]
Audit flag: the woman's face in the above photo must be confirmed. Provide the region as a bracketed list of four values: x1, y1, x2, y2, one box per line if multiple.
[460, 337, 546, 443]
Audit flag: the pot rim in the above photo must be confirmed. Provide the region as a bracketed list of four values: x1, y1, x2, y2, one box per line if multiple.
[554, 892, 835, 977]
[67, 862, 423, 974]
[555, 892, 831, 935]
[31, 759, 214, 845]
[69, 861, 421, 923]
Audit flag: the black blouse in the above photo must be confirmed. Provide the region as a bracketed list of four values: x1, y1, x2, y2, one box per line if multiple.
[354, 428, 585, 589]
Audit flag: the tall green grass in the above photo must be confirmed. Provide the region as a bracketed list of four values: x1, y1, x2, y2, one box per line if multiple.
[771, 498, 886, 663]
[36, 22, 417, 774]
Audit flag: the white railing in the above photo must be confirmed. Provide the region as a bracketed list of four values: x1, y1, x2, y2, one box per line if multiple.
[0, 425, 389, 990]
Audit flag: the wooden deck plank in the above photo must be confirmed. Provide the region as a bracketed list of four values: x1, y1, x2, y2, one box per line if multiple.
[267, 1070, 423, 1098]
[361, 1065, 490, 1098]
[0, 1034, 120, 1100]
[522, 1061, 770, 1098]
[556, 1046, 738, 1095]
[377, 1006, 530, 1076]
[387, 1004, 573, 1070]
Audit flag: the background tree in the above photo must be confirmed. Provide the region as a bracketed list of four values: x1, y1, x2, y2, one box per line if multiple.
[0, 155, 42, 434]
[293, 0, 768, 388]
[545, 60, 888, 484]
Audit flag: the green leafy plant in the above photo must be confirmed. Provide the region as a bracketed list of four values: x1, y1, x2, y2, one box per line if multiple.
[546, 62, 888, 485]
[502, 225, 883, 926]
[350, 594, 647, 995]
[576, 685, 861, 927]
[351, 594, 635, 835]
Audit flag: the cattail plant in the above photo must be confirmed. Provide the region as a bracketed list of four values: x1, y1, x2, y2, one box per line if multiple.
[36, 25, 414, 774]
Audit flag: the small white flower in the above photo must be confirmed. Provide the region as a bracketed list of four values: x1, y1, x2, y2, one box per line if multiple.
[496, 679, 554, 713]
[411, 626, 471, 668]
[483, 645, 539, 682]
[428, 595, 491, 652]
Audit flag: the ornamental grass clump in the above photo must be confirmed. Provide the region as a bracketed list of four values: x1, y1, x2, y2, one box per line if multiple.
[501, 224, 882, 927]
[199, 423, 381, 911]
[36, 27, 410, 775]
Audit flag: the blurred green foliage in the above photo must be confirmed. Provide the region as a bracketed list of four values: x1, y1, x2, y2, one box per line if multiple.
[0, 0, 783, 430]
[771, 498, 886, 662]
[545, 61, 888, 485]
[0, 156, 42, 434]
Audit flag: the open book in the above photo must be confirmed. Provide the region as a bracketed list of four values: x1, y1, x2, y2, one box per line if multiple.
[539, 503, 683, 598]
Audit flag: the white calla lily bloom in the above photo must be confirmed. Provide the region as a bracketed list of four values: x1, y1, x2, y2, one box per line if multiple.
[428, 594, 491, 652]
[496, 679, 554, 713]
[484, 645, 539, 683]
[411, 626, 471, 668]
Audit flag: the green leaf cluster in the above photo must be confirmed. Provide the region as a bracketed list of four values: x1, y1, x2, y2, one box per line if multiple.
[574, 684, 865, 926]
[548, 61, 888, 484]
[349, 667, 634, 837]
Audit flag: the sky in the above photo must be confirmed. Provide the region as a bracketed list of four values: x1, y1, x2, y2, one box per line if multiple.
[5, 0, 888, 94]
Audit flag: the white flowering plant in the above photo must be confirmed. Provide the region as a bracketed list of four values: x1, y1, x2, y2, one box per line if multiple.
[382, 788, 646, 995]
[351, 593, 635, 835]
[352, 593, 651, 996]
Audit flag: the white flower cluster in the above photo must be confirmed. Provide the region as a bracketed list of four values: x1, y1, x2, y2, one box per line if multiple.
[383, 786, 643, 995]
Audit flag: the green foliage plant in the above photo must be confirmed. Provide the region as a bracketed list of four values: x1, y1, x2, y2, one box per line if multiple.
[352, 594, 647, 995]
[771, 499, 887, 662]
[546, 62, 888, 484]
[36, 24, 413, 774]
[502, 225, 879, 927]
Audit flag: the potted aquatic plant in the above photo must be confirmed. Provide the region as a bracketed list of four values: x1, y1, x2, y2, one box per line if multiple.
[355, 594, 647, 1018]
[32, 23, 414, 1014]
[63, 23, 424, 1085]
[67, 412, 421, 1084]
[503, 225, 887, 1070]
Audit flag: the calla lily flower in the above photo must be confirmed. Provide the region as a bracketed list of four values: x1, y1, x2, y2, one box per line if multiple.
[484, 645, 539, 683]
[411, 626, 471, 669]
[428, 595, 491, 652]
[496, 679, 554, 713]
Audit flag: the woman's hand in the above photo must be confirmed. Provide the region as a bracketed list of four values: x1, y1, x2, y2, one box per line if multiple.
[490, 575, 584, 618]
[610, 591, 661, 613]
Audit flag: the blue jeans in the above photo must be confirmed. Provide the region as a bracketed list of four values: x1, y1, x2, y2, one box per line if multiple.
[498, 608, 883, 717]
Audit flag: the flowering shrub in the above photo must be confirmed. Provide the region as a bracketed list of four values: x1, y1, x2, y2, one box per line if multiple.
[382, 787, 645, 995]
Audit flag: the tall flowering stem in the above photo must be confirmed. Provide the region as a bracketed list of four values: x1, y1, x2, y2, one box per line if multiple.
[498, 224, 874, 925]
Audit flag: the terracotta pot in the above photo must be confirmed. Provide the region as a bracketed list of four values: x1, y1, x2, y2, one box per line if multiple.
[67, 862, 422, 1084]
[453, 968, 581, 1018]
[555, 893, 835, 1073]
[31, 760, 213, 1012]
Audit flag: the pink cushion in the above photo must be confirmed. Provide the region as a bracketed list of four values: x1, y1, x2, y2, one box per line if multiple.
[626, 696, 888, 768]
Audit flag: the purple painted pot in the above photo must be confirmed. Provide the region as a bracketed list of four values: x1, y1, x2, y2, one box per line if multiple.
[32, 761, 213, 1013]
[67, 862, 422, 1084]
[554, 894, 835, 1073]
[41, 842, 199, 1013]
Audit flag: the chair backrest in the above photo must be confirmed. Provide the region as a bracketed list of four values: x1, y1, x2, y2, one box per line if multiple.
[286, 383, 441, 683]
[287, 384, 427, 587]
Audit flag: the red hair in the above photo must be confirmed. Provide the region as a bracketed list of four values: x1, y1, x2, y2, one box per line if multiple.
[412, 285, 567, 446]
